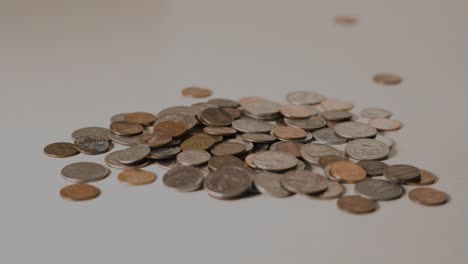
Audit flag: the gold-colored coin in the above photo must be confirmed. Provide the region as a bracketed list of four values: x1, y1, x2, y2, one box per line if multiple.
[180, 134, 217, 151]
[373, 73, 402, 85]
[335, 16, 358, 25]
[153, 121, 188, 137]
[124, 112, 157, 126]
[118, 169, 157, 185]
[181, 86, 213, 98]
[368, 118, 402, 131]
[44, 142, 79, 158]
[272, 126, 307, 140]
[330, 161, 366, 183]
[408, 187, 448, 206]
[60, 183, 101, 201]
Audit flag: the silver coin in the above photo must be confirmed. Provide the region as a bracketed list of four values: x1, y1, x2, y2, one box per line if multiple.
[280, 171, 328, 194]
[334, 122, 377, 139]
[384, 164, 421, 183]
[345, 138, 390, 160]
[243, 100, 280, 117]
[210, 142, 246, 156]
[307, 181, 344, 200]
[154, 113, 197, 130]
[105, 151, 152, 170]
[320, 110, 352, 121]
[232, 118, 274, 133]
[199, 108, 233, 127]
[116, 146, 151, 165]
[157, 106, 197, 117]
[241, 133, 276, 143]
[375, 135, 394, 148]
[284, 116, 327, 131]
[252, 151, 298, 172]
[74, 135, 110, 155]
[207, 98, 240, 108]
[163, 166, 205, 192]
[254, 172, 291, 198]
[72, 127, 110, 141]
[301, 143, 344, 165]
[148, 146, 181, 160]
[109, 132, 139, 146]
[313, 128, 347, 145]
[204, 166, 252, 199]
[176, 149, 211, 166]
[355, 179, 403, 200]
[286, 91, 325, 105]
[226, 138, 254, 153]
[61, 162, 109, 183]
[156, 158, 179, 170]
[360, 107, 392, 119]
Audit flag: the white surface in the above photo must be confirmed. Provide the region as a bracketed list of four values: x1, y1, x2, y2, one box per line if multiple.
[1, 0, 467, 263]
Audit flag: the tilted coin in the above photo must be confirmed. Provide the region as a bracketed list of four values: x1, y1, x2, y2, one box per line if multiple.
[239, 96, 266, 107]
[360, 107, 392, 119]
[60, 183, 101, 201]
[318, 155, 348, 168]
[280, 171, 328, 194]
[123, 112, 157, 126]
[61, 162, 109, 183]
[320, 110, 352, 121]
[243, 111, 282, 121]
[153, 121, 187, 137]
[254, 172, 291, 198]
[157, 106, 197, 117]
[345, 138, 390, 160]
[118, 169, 157, 185]
[222, 107, 241, 120]
[180, 134, 217, 151]
[334, 122, 377, 139]
[279, 104, 318, 119]
[324, 164, 340, 182]
[368, 118, 402, 131]
[208, 155, 246, 171]
[109, 132, 139, 146]
[301, 143, 344, 165]
[203, 126, 237, 136]
[243, 100, 280, 117]
[232, 118, 274, 133]
[191, 102, 217, 113]
[163, 167, 205, 192]
[355, 179, 403, 200]
[307, 182, 344, 200]
[357, 160, 388, 176]
[177, 149, 211, 166]
[156, 158, 178, 170]
[210, 142, 246, 156]
[204, 166, 252, 199]
[147, 146, 181, 160]
[200, 107, 233, 126]
[286, 91, 325, 105]
[329, 161, 367, 183]
[408, 187, 448, 206]
[313, 128, 347, 145]
[272, 126, 307, 140]
[226, 138, 254, 153]
[105, 150, 152, 169]
[207, 98, 240, 108]
[373, 73, 402, 85]
[244, 153, 258, 169]
[252, 151, 298, 172]
[137, 132, 173, 148]
[284, 116, 327, 131]
[181, 86, 213, 98]
[375, 135, 394, 148]
[110, 121, 144, 136]
[406, 169, 437, 186]
[72, 127, 110, 141]
[110, 113, 129, 123]
[44, 142, 79, 158]
[270, 141, 303, 158]
[321, 99, 353, 111]
[116, 146, 151, 165]
[154, 113, 197, 130]
[74, 136, 110, 155]
[251, 143, 270, 153]
[335, 15, 358, 25]
[384, 164, 421, 183]
[239, 133, 274, 144]
[337, 195, 377, 214]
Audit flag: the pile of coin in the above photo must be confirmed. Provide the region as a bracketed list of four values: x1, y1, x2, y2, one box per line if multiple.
[44, 89, 448, 213]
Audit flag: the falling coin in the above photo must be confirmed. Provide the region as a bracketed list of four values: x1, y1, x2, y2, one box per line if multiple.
[337, 195, 377, 214]
[61, 162, 109, 183]
[181, 86, 213, 98]
[334, 15, 358, 25]
[60, 183, 101, 201]
[44, 142, 79, 158]
[408, 187, 448, 206]
[373, 73, 402, 85]
[117, 170, 157, 185]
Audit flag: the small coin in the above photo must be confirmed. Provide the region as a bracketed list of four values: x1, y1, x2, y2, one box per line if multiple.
[360, 107, 392, 119]
[208, 98, 240, 108]
[375, 135, 394, 148]
[123, 112, 157, 126]
[232, 118, 274, 133]
[177, 149, 211, 166]
[72, 127, 110, 141]
[313, 128, 347, 145]
[105, 151, 152, 169]
[153, 121, 187, 137]
[408, 187, 448, 206]
[147, 146, 181, 160]
[158, 106, 197, 117]
[44, 142, 79, 158]
[180, 134, 217, 151]
[116, 146, 151, 165]
[203, 126, 237, 136]
[155, 113, 197, 130]
[181, 86, 213, 98]
[373, 73, 402, 85]
[357, 160, 388, 176]
[60, 183, 101, 201]
[252, 151, 298, 172]
[272, 126, 307, 140]
[301, 143, 344, 165]
[137, 132, 173, 148]
[320, 110, 352, 121]
[406, 169, 437, 186]
[254, 172, 291, 198]
[286, 91, 325, 105]
[384, 164, 421, 183]
[318, 155, 348, 168]
[208, 155, 246, 171]
[204, 166, 252, 199]
[330, 161, 367, 183]
[335, 122, 377, 139]
[74, 136, 110, 155]
[369, 118, 402, 131]
[239, 96, 266, 107]
[61, 162, 109, 183]
[269, 141, 303, 158]
[241, 133, 276, 143]
[284, 116, 327, 131]
[211, 142, 246, 156]
[337, 195, 377, 214]
[321, 99, 353, 111]
[156, 158, 178, 170]
[109, 132, 140, 146]
[280, 171, 328, 194]
[345, 138, 390, 160]
[110, 121, 144, 136]
[279, 104, 318, 119]
[118, 170, 157, 185]
[307, 182, 344, 200]
[163, 167, 205, 192]
[355, 179, 403, 200]
[335, 15, 357, 25]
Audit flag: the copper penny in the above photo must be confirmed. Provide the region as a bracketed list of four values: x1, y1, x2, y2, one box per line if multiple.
[373, 73, 402, 85]
[60, 183, 101, 201]
[279, 104, 317, 119]
[117, 169, 157, 185]
[223, 107, 241, 120]
[321, 99, 353, 111]
[406, 169, 437, 186]
[335, 15, 358, 25]
[208, 155, 246, 171]
[318, 155, 348, 168]
[153, 120, 187, 137]
[408, 187, 448, 206]
[44, 142, 79, 158]
[123, 112, 157, 126]
[330, 161, 366, 183]
[239, 96, 266, 107]
[180, 134, 217, 151]
[181, 86, 213, 98]
[369, 118, 402, 131]
[137, 132, 172, 148]
[244, 153, 258, 169]
[110, 121, 144, 136]
[272, 126, 307, 140]
[269, 141, 303, 158]
[203, 126, 237, 136]
[337, 195, 377, 214]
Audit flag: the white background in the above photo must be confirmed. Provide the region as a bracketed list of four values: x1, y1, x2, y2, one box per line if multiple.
[1, 0, 467, 263]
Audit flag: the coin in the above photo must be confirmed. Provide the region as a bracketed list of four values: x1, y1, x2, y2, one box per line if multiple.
[200, 108, 233, 127]
[60, 183, 101, 201]
[74, 136, 110, 155]
[279, 104, 318, 119]
[284, 116, 327, 131]
[320, 110, 352, 121]
[357, 160, 388, 176]
[384, 164, 421, 183]
[345, 138, 390, 160]
[156, 158, 178, 170]
[244, 153, 258, 168]
[307, 182, 344, 200]
[110, 121, 144, 136]
[329, 161, 366, 183]
[155, 113, 197, 130]
[355, 179, 403, 200]
[335, 15, 357, 25]
[222, 107, 241, 120]
[61, 162, 109, 183]
[334, 122, 377, 139]
[147, 146, 181, 160]
[321, 99, 353, 111]
[105, 151, 152, 169]
[313, 128, 347, 145]
[369, 118, 402, 131]
[153, 121, 187, 137]
[72, 127, 110, 141]
[375, 135, 394, 148]
[116, 146, 151, 164]
[137, 132, 172, 148]
[109, 132, 139, 146]
[44, 142, 79, 158]
[252, 151, 298, 172]
[241, 133, 276, 143]
[181, 86, 213, 98]
[269, 141, 303, 158]
[208, 155, 246, 171]
[177, 149, 211, 166]
[337, 195, 377, 214]
[244, 100, 280, 117]
[408, 187, 448, 206]
[239, 96, 266, 107]
[203, 126, 237, 136]
[323, 164, 340, 182]
[232, 118, 274, 133]
[272, 126, 307, 140]
[360, 107, 392, 119]
[301, 143, 344, 165]
[211, 142, 246, 156]
[123, 112, 157, 126]
[318, 155, 348, 168]
[406, 169, 437, 186]
[163, 167, 205, 192]
[226, 138, 254, 153]
[158, 106, 197, 117]
[254, 172, 291, 198]
[373, 73, 402, 85]
[118, 170, 157, 185]
[204, 166, 252, 199]
[208, 98, 240, 108]
[286, 91, 325, 105]
[280, 171, 328, 194]
[179, 134, 215, 151]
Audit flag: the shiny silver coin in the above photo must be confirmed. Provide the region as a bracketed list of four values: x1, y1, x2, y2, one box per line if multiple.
[232, 118, 274, 133]
[334, 122, 377, 139]
[345, 138, 390, 160]
[71, 127, 110, 141]
[284, 116, 327, 131]
[254, 172, 291, 198]
[163, 167, 205, 192]
[307, 181, 344, 200]
[116, 146, 151, 165]
[61, 162, 109, 183]
[286, 91, 325, 105]
[280, 171, 328, 194]
[360, 107, 392, 119]
[301, 143, 344, 165]
[74, 135, 110, 155]
[357, 160, 388, 176]
[157, 106, 197, 117]
[241, 133, 277, 143]
[312, 128, 347, 145]
[154, 113, 197, 130]
[355, 179, 403, 200]
[148, 146, 181, 160]
[176, 149, 211, 166]
[210, 142, 246, 156]
[320, 110, 352, 121]
[226, 138, 254, 153]
[207, 98, 240, 108]
[375, 135, 394, 148]
[252, 151, 298, 172]
[199, 108, 233, 127]
[105, 151, 152, 170]
[384, 164, 421, 183]
[109, 132, 139, 146]
[204, 166, 252, 199]
[243, 100, 280, 117]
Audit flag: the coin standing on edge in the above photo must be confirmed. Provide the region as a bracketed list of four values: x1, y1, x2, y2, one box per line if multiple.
[60, 183, 101, 201]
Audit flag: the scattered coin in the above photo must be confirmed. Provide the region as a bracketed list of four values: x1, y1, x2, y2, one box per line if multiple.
[155, 113, 197, 130]
[318, 155, 348, 168]
[357, 160, 388, 176]
[239, 96, 266, 107]
[281, 171, 328, 194]
[61, 162, 109, 183]
[335, 15, 357, 25]
[74, 136, 110, 155]
[147, 146, 181, 160]
[72, 127, 110, 141]
[158, 106, 197, 117]
[210, 142, 246, 156]
[180, 134, 217, 151]
[355, 179, 403, 200]
[200, 107, 233, 127]
[301, 143, 344, 165]
[369, 118, 402, 131]
[123, 112, 157, 126]
[137, 132, 173, 148]
[269, 141, 303, 158]
[345, 138, 390, 160]
[208, 98, 240, 108]
[272, 126, 307, 140]
[406, 169, 437, 186]
[329, 161, 367, 183]
[203, 126, 237, 136]
[252, 151, 298, 172]
[244, 100, 280, 117]
[279, 104, 318, 119]
[110, 121, 144, 136]
[60, 183, 101, 201]
[105, 151, 152, 169]
[408, 187, 448, 206]
[177, 149, 211, 166]
[163, 167, 205, 192]
[181, 86, 213, 98]
[204, 166, 252, 199]
[286, 91, 325, 105]
[373, 73, 402, 85]
[375, 135, 394, 148]
[116, 146, 151, 165]
[360, 107, 392, 119]
[109, 132, 140, 146]
[241, 133, 276, 143]
[254, 172, 291, 198]
[337, 195, 377, 214]
[232, 118, 274, 133]
[313, 128, 347, 145]
[321, 99, 353, 111]
[320, 110, 352, 121]
[208, 155, 246, 171]
[307, 182, 344, 200]
[284, 116, 327, 131]
[153, 121, 187, 137]
[44, 142, 79, 158]
[335, 122, 377, 139]
[118, 170, 157, 185]
[385, 164, 421, 183]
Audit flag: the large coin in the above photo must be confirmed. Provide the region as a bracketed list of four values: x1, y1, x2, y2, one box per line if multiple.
[284, 116, 327, 131]
[286, 91, 325, 105]
[345, 138, 390, 160]
[72, 127, 110, 141]
[279, 104, 318, 118]
[369, 118, 401, 131]
[118, 170, 157, 185]
[116, 146, 151, 165]
[272, 126, 307, 140]
[334, 122, 377, 139]
[200, 108, 233, 127]
[154, 113, 197, 131]
[61, 162, 109, 183]
[147, 146, 181, 160]
[313, 128, 347, 145]
[74, 136, 110, 155]
[176, 149, 211, 166]
[44, 142, 79, 158]
[360, 107, 392, 119]
[280, 171, 328, 194]
[320, 110, 352, 121]
[355, 179, 403, 200]
[163, 167, 205, 192]
[207, 98, 240, 108]
[252, 151, 298, 172]
[109, 132, 139, 146]
[204, 166, 252, 199]
[60, 183, 101, 201]
[301, 143, 344, 165]
[232, 118, 273, 133]
[253, 172, 291, 198]
[321, 98, 353, 111]
[157, 106, 197, 117]
[122, 112, 157, 126]
[384, 164, 421, 183]
[357, 160, 388, 176]
[408, 187, 448, 206]
[337, 195, 377, 214]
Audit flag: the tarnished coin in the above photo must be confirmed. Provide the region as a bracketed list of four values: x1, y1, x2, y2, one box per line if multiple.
[286, 91, 325, 105]
[385, 164, 421, 183]
[44, 142, 79, 158]
[335, 122, 377, 139]
[254, 172, 291, 198]
[200, 108, 233, 127]
[318, 155, 348, 168]
[153, 121, 187, 137]
[116, 146, 151, 165]
[109, 133, 139, 146]
[180, 134, 216, 151]
[244, 153, 258, 169]
[155, 113, 197, 131]
[360, 107, 392, 119]
[211, 142, 246, 156]
[373, 73, 402, 85]
[284, 116, 327, 131]
[321, 99, 353, 111]
[345, 138, 390, 160]
[406, 169, 437, 186]
[307, 182, 344, 200]
[163, 167, 205, 192]
[301, 143, 344, 165]
[272, 126, 307, 140]
[244, 100, 280, 117]
[181, 86, 213, 98]
[61, 162, 109, 183]
[205, 166, 252, 199]
[320, 110, 352, 121]
[72, 127, 110, 141]
[369, 118, 402, 131]
[137, 132, 172, 148]
[279, 104, 318, 119]
[158, 106, 197, 117]
[208, 155, 246, 171]
[408, 187, 448, 206]
[280, 171, 328, 194]
[252, 151, 298, 172]
[357, 160, 388, 176]
[329, 161, 366, 183]
[123, 112, 157, 126]
[226, 138, 254, 153]
[270, 141, 303, 158]
[105, 151, 152, 169]
[223, 107, 241, 120]
[337, 195, 377, 214]
[177, 149, 211, 166]
[313, 128, 347, 145]
[60, 183, 101, 201]
[355, 179, 403, 200]
[232, 118, 273, 133]
[110, 121, 144, 136]
[147, 146, 181, 160]
[241, 133, 276, 143]
[74, 136, 110, 155]
[203, 126, 237, 136]
[335, 15, 357, 25]
[118, 170, 157, 185]
[375, 135, 394, 148]
[208, 98, 240, 108]
[252, 143, 270, 153]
